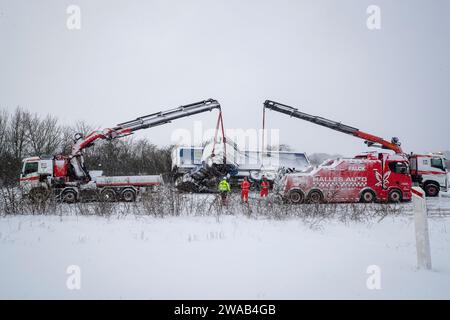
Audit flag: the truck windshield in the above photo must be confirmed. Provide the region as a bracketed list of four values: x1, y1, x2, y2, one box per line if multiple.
[23, 162, 38, 175]
[388, 162, 409, 174]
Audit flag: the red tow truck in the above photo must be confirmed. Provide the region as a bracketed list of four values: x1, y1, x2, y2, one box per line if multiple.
[264, 100, 413, 203]
[277, 152, 411, 203]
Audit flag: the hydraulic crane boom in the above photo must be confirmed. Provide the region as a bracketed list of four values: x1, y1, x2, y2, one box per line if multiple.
[71, 99, 221, 156]
[263, 100, 403, 154]
[116, 99, 222, 136]
[70, 99, 222, 179]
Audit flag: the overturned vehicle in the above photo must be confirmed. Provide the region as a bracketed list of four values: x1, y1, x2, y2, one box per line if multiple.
[172, 137, 311, 192]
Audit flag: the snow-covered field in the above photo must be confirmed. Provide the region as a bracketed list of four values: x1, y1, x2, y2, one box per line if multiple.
[1, 193, 450, 299]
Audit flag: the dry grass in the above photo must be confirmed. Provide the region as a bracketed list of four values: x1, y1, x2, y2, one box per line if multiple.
[0, 186, 405, 227]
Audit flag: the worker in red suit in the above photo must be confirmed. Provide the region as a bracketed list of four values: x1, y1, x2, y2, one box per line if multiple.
[240, 176, 251, 202]
[260, 176, 269, 198]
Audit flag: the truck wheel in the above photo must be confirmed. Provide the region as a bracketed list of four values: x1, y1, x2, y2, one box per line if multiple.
[308, 190, 323, 204]
[289, 190, 305, 204]
[100, 189, 116, 202]
[388, 189, 402, 203]
[360, 190, 376, 203]
[62, 190, 77, 203]
[424, 184, 439, 197]
[122, 189, 136, 202]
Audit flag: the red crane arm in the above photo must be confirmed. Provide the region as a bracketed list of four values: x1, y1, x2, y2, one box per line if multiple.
[263, 100, 403, 154]
[71, 99, 221, 157]
[355, 131, 403, 154]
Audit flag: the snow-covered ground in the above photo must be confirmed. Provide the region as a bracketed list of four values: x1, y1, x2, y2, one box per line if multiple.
[1, 192, 450, 299]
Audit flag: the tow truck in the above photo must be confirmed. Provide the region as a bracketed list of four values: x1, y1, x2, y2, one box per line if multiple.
[263, 100, 413, 203]
[19, 99, 223, 202]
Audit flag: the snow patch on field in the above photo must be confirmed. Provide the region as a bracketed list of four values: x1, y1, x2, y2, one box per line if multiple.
[1, 214, 450, 299]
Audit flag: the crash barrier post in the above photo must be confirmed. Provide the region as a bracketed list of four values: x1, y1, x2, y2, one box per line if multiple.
[412, 187, 432, 270]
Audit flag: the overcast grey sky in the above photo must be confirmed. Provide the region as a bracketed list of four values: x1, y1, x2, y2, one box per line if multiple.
[0, 0, 449, 156]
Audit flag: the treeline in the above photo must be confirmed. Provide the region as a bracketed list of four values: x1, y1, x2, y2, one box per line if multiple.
[0, 107, 173, 186]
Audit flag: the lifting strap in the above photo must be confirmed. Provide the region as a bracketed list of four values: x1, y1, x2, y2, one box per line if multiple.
[261, 106, 266, 164]
[211, 111, 227, 165]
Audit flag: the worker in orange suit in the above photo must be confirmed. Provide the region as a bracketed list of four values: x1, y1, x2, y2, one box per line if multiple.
[240, 176, 251, 202]
[260, 176, 269, 198]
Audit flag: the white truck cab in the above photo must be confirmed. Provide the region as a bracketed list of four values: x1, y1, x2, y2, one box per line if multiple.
[409, 153, 448, 196]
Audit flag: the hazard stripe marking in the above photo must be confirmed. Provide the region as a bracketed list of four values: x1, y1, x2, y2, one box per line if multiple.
[411, 188, 424, 198]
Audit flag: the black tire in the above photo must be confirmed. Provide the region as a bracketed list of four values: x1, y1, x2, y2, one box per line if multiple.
[288, 190, 305, 204]
[308, 190, 324, 204]
[360, 190, 376, 203]
[100, 189, 116, 202]
[121, 189, 136, 202]
[424, 184, 439, 197]
[62, 190, 77, 203]
[388, 189, 402, 203]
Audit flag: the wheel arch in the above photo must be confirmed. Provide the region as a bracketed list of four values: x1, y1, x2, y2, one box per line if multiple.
[61, 187, 79, 196]
[359, 187, 377, 198]
[423, 180, 440, 188]
[60, 187, 79, 202]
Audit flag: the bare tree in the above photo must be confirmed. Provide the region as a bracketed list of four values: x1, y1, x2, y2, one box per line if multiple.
[8, 107, 30, 159]
[0, 109, 8, 156]
[59, 125, 75, 155]
[59, 121, 96, 155]
[0, 106, 174, 186]
[72, 120, 94, 137]
[25, 113, 62, 156]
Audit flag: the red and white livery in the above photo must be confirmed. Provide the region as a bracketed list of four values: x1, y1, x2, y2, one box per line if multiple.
[277, 152, 412, 203]
[409, 153, 448, 197]
[264, 100, 414, 203]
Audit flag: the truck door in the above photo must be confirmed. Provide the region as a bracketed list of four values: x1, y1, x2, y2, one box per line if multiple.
[22, 161, 38, 177]
[387, 161, 410, 190]
[19, 161, 41, 195]
[409, 156, 417, 175]
[430, 156, 448, 190]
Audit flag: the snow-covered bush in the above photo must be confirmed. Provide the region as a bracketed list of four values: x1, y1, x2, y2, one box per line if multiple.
[0, 187, 405, 229]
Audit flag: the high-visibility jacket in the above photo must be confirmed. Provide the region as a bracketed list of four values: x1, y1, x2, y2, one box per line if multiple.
[241, 180, 250, 191]
[218, 179, 231, 192]
[260, 180, 269, 197]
